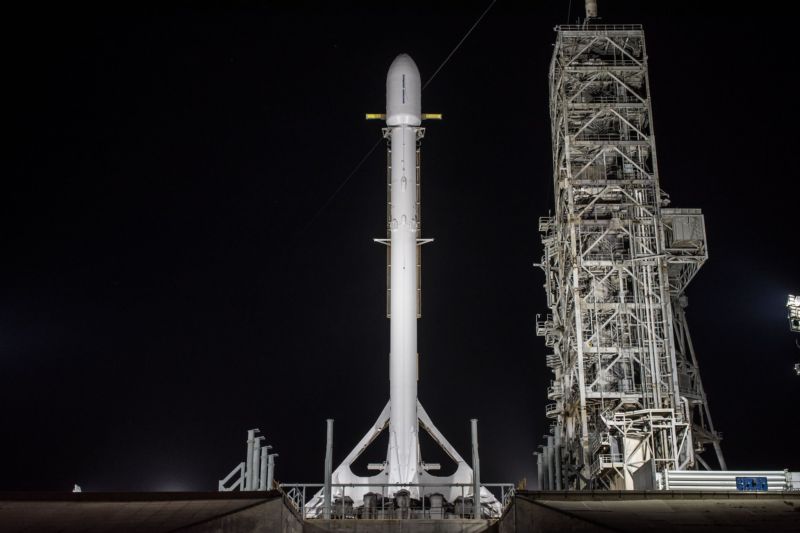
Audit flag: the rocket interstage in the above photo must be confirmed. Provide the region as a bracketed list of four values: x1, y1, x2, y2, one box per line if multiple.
[304, 54, 500, 516]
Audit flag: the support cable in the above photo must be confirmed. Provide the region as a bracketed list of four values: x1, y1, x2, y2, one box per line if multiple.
[422, 0, 498, 91]
[303, 0, 498, 231]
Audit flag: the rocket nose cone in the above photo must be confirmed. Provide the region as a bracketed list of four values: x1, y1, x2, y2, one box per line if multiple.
[386, 53, 421, 126]
[387, 53, 420, 80]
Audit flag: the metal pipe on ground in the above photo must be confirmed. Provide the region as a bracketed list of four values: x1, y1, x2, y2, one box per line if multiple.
[536, 452, 544, 490]
[554, 430, 562, 490]
[546, 436, 555, 490]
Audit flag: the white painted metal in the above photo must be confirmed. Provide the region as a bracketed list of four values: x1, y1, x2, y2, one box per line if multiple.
[791, 296, 800, 374]
[536, 25, 725, 491]
[585, 1, 598, 19]
[283, 482, 515, 520]
[471, 419, 480, 518]
[386, 56, 422, 486]
[386, 54, 421, 128]
[303, 54, 500, 518]
[536, 452, 544, 490]
[267, 453, 277, 491]
[245, 429, 256, 490]
[219, 429, 275, 492]
[252, 436, 264, 490]
[218, 462, 245, 491]
[661, 470, 791, 492]
[788, 295, 800, 331]
[324, 419, 333, 519]
[259, 446, 268, 491]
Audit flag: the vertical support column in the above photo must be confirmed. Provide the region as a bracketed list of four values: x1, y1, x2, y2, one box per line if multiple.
[546, 436, 555, 490]
[252, 436, 263, 491]
[323, 419, 334, 519]
[554, 431, 562, 490]
[259, 446, 268, 490]
[539, 444, 550, 490]
[267, 453, 277, 491]
[536, 452, 544, 490]
[245, 429, 257, 491]
[471, 419, 481, 519]
[585, 0, 598, 19]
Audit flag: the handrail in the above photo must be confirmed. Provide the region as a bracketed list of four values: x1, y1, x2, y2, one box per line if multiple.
[279, 482, 515, 520]
[558, 24, 643, 32]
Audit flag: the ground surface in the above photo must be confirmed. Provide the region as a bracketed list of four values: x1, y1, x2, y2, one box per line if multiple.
[2, 490, 798, 532]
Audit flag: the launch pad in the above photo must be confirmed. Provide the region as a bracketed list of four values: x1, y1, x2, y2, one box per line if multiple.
[3, 490, 800, 532]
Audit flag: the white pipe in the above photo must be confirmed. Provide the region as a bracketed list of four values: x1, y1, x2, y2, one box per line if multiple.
[245, 429, 257, 491]
[323, 419, 334, 519]
[259, 446, 268, 490]
[471, 419, 481, 518]
[546, 436, 555, 490]
[539, 445, 550, 491]
[536, 452, 544, 490]
[267, 453, 277, 491]
[585, 1, 598, 19]
[554, 431, 562, 490]
[252, 436, 263, 491]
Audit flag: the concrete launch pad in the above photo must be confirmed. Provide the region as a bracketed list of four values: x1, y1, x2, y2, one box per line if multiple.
[2, 490, 798, 532]
[501, 491, 800, 532]
[0, 491, 301, 533]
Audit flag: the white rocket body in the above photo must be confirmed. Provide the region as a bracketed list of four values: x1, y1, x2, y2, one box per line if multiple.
[305, 54, 500, 516]
[386, 54, 421, 487]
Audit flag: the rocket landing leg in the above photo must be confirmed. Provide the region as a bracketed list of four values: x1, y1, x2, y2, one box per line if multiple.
[305, 401, 501, 517]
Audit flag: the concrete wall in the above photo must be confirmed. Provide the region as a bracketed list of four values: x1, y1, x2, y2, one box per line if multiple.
[304, 519, 496, 533]
[497, 495, 612, 533]
[184, 496, 303, 533]
[498, 491, 800, 533]
[182, 495, 497, 533]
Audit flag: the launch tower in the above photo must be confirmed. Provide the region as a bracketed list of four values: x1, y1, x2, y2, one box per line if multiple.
[535, 12, 725, 490]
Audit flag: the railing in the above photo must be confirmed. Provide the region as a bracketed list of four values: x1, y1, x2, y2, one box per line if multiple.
[559, 24, 643, 32]
[572, 95, 643, 104]
[218, 462, 245, 492]
[535, 314, 554, 337]
[590, 453, 624, 474]
[545, 353, 562, 369]
[547, 382, 564, 399]
[545, 402, 562, 418]
[565, 59, 642, 68]
[279, 482, 515, 520]
[573, 133, 648, 142]
[588, 432, 610, 453]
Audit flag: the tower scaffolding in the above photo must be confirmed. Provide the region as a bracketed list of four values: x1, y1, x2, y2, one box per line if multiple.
[535, 23, 725, 490]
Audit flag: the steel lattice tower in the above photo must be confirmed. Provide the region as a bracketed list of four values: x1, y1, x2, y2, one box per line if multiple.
[535, 23, 725, 490]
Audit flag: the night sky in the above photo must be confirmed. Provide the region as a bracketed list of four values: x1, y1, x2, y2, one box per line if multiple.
[3, 1, 798, 492]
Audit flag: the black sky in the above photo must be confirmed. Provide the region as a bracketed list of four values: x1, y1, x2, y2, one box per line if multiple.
[3, 1, 798, 492]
